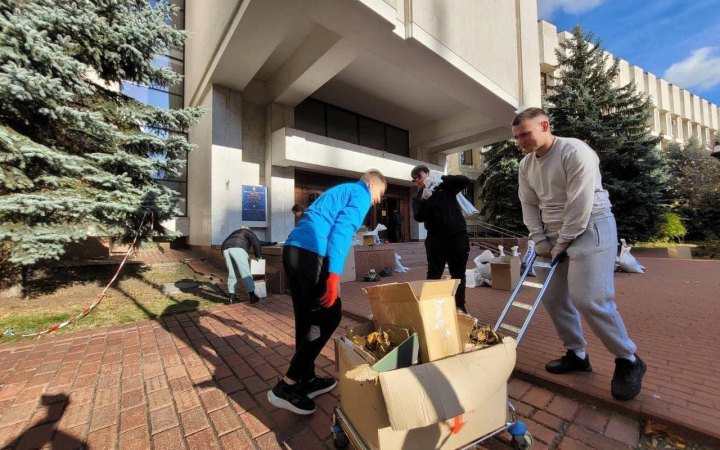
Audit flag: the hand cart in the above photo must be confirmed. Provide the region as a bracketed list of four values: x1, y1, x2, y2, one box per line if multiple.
[331, 251, 564, 450]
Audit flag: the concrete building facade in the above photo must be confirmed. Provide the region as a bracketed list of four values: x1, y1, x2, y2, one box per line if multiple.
[447, 20, 720, 194]
[179, 0, 542, 247]
[537, 21, 720, 150]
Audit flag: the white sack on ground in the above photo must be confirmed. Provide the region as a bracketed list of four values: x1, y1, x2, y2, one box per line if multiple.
[616, 239, 645, 273]
[394, 253, 410, 273]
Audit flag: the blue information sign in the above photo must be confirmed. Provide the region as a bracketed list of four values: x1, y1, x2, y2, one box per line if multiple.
[242, 185, 266, 222]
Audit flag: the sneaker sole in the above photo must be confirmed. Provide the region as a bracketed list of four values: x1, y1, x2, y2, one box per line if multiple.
[306, 379, 337, 399]
[267, 390, 316, 415]
[612, 360, 647, 401]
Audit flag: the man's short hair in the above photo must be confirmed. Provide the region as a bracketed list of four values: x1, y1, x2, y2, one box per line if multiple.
[512, 107, 550, 126]
[360, 169, 387, 190]
[291, 203, 305, 214]
[410, 165, 429, 180]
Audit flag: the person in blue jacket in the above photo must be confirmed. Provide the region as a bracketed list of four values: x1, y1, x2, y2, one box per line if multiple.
[267, 170, 386, 415]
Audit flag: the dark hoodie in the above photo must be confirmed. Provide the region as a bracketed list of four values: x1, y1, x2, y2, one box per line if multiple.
[221, 228, 262, 257]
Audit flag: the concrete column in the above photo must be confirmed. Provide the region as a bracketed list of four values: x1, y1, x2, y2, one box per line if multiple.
[265, 103, 297, 242]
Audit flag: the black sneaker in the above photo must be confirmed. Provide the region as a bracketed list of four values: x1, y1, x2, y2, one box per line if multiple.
[249, 291, 260, 304]
[298, 376, 337, 399]
[228, 293, 236, 304]
[267, 380, 316, 415]
[545, 350, 592, 374]
[611, 354, 646, 401]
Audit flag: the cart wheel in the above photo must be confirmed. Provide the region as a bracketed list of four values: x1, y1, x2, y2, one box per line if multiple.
[333, 430, 349, 449]
[511, 433, 533, 450]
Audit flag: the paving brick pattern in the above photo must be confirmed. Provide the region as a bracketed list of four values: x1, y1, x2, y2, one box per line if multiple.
[1, 291, 657, 450]
[1, 247, 716, 449]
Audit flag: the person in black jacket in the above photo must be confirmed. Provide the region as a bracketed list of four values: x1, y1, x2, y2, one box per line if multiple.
[221, 227, 263, 304]
[411, 165, 471, 313]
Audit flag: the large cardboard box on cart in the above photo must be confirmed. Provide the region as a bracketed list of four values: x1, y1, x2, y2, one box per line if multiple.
[336, 280, 517, 449]
[337, 332, 516, 450]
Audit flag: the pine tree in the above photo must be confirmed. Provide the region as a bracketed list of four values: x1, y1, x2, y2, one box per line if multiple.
[0, 0, 203, 268]
[545, 26, 668, 242]
[666, 139, 720, 240]
[476, 140, 525, 233]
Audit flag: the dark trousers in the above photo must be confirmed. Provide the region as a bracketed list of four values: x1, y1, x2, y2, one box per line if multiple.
[282, 245, 342, 382]
[425, 230, 470, 309]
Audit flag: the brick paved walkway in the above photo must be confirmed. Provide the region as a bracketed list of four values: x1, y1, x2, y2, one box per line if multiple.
[0, 294, 647, 450]
[1, 247, 715, 449]
[341, 255, 720, 445]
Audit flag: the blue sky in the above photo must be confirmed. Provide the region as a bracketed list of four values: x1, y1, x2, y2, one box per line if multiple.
[537, 0, 720, 106]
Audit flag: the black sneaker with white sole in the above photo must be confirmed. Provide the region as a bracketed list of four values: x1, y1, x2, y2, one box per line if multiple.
[298, 376, 337, 399]
[267, 380, 316, 415]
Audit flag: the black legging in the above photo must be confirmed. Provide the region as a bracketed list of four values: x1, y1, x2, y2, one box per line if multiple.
[425, 230, 470, 310]
[282, 245, 343, 382]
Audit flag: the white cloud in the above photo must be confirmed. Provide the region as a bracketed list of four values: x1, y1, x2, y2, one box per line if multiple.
[663, 47, 720, 90]
[537, 0, 604, 18]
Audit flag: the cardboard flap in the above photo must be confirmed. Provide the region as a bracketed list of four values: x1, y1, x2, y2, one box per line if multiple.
[365, 282, 418, 303]
[378, 338, 516, 430]
[414, 279, 459, 299]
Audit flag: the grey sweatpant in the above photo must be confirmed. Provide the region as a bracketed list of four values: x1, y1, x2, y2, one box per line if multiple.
[539, 211, 637, 360]
[224, 248, 255, 295]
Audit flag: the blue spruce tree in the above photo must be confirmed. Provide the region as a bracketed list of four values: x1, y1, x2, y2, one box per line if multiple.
[0, 0, 203, 280]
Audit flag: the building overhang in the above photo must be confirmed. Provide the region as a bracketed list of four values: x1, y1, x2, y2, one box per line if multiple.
[186, 0, 541, 155]
[271, 128, 440, 185]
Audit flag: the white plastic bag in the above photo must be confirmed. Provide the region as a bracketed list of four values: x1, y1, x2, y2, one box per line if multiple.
[465, 269, 478, 288]
[394, 253, 410, 273]
[521, 241, 536, 277]
[456, 193, 479, 218]
[473, 250, 494, 281]
[616, 239, 645, 273]
[421, 171, 444, 199]
[254, 280, 267, 298]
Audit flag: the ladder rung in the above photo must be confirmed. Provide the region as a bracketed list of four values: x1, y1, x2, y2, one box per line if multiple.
[499, 323, 521, 334]
[533, 262, 552, 269]
[512, 301, 533, 310]
[522, 281, 543, 289]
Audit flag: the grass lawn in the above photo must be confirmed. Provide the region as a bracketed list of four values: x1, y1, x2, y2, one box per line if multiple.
[0, 263, 227, 345]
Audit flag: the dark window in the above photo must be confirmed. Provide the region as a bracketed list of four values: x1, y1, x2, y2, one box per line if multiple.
[386, 126, 409, 157]
[294, 99, 326, 136]
[327, 105, 358, 144]
[460, 149, 473, 165]
[294, 98, 410, 156]
[358, 117, 385, 151]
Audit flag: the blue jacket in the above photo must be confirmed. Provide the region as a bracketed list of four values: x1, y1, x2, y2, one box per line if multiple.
[285, 181, 371, 274]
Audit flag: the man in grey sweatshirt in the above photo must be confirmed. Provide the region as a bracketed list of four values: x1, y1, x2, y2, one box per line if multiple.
[513, 107, 646, 401]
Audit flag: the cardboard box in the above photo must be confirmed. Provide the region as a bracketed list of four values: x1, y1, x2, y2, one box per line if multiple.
[363, 233, 376, 246]
[364, 280, 461, 363]
[490, 255, 520, 291]
[337, 335, 516, 450]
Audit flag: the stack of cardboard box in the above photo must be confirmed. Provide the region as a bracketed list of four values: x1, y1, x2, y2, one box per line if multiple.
[335, 279, 517, 450]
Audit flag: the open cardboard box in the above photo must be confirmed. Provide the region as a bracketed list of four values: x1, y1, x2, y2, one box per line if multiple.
[337, 331, 516, 450]
[364, 280, 462, 363]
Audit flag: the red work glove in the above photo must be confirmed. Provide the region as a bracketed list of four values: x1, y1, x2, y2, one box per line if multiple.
[320, 273, 340, 308]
